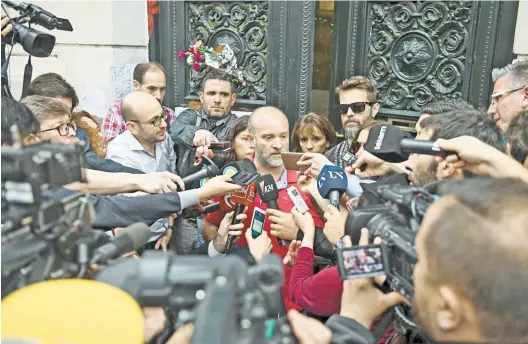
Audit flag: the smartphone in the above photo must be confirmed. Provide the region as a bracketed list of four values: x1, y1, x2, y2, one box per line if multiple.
[337, 244, 386, 279]
[231, 171, 260, 186]
[280, 152, 305, 171]
[251, 207, 266, 238]
[209, 141, 230, 149]
[286, 186, 309, 214]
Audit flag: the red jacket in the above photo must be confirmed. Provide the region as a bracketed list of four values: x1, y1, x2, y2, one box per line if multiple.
[289, 247, 343, 316]
[206, 170, 325, 311]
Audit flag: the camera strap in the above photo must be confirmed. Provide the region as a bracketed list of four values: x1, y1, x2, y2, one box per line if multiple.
[20, 54, 32, 98]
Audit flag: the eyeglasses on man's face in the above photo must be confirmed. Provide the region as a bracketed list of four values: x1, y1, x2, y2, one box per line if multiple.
[39, 121, 77, 136]
[490, 84, 527, 106]
[129, 112, 167, 127]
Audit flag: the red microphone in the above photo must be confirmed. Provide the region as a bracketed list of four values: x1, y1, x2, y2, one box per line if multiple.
[225, 182, 256, 253]
[219, 193, 236, 212]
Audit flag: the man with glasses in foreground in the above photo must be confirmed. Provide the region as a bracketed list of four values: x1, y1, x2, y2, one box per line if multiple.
[106, 91, 177, 250]
[489, 59, 528, 133]
[325, 76, 380, 168]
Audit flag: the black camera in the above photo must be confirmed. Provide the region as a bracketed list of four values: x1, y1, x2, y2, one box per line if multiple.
[1, 0, 73, 57]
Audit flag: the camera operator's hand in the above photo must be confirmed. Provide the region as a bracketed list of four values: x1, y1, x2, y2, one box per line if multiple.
[287, 310, 332, 344]
[268, 208, 299, 241]
[155, 228, 172, 252]
[142, 307, 166, 343]
[138, 172, 185, 194]
[166, 323, 194, 344]
[283, 240, 301, 267]
[1, 12, 13, 37]
[212, 211, 246, 253]
[323, 204, 345, 246]
[245, 228, 273, 262]
[435, 136, 528, 182]
[297, 152, 333, 178]
[198, 175, 243, 201]
[340, 229, 407, 329]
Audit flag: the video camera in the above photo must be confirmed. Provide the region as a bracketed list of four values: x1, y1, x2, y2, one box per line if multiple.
[96, 251, 296, 344]
[340, 183, 436, 331]
[1, 139, 100, 297]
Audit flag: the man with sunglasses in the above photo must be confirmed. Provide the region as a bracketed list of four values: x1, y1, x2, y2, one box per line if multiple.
[325, 76, 380, 169]
[106, 91, 177, 250]
[488, 59, 528, 133]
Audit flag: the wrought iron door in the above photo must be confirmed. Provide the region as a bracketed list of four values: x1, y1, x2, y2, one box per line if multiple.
[329, 1, 518, 132]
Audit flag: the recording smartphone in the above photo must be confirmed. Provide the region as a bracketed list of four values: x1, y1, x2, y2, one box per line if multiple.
[231, 171, 260, 186]
[281, 152, 305, 171]
[209, 141, 230, 149]
[251, 207, 266, 238]
[286, 186, 309, 214]
[337, 244, 386, 279]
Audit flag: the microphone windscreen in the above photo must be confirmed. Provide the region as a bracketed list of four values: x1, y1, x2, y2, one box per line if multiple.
[223, 162, 241, 177]
[120, 222, 151, 250]
[364, 124, 412, 163]
[231, 182, 257, 206]
[256, 174, 279, 203]
[219, 194, 236, 211]
[238, 158, 257, 173]
[317, 165, 348, 199]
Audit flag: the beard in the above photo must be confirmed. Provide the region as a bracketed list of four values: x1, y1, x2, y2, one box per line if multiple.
[409, 161, 438, 187]
[344, 122, 361, 141]
[255, 146, 285, 167]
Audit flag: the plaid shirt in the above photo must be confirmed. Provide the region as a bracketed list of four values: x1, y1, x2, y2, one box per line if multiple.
[102, 103, 176, 143]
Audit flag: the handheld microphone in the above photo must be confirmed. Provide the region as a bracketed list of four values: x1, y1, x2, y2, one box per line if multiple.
[400, 138, 451, 156]
[222, 159, 257, 177]
[186, 202, 221, 218]
[364, 124, 413, 163]
[225, 182, 257, 253]
[317, 165, 348, 210]
[256, 174, 289, 246]
[89, 223, 150, 264]
[219, 193, 236, 212]
[181, 164, 221, 189]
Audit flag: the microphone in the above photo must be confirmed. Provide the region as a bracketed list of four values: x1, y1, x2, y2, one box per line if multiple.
[363, 124, 413, 163]
[89, 223, 150, 264]
[219, 193, 236, 212]
[181, 164, 221, 189]
[256, 174, 289, 246]
[317, 165, 348, 210]
[225, 182, 257, 253]
[186, 202, 221, 218]
[400, 138, 451, 156]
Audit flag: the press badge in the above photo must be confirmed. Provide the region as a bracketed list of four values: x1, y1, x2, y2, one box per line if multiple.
[251, 207, 266, 239]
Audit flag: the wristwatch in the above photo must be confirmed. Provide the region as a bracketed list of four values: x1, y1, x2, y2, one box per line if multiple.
[337, 236, 346, 249]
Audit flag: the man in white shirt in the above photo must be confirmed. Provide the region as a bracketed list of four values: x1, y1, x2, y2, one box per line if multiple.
[106, 91, 177, 249]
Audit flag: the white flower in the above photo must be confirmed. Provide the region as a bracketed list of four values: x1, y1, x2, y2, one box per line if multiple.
[187, 55, 194, 65]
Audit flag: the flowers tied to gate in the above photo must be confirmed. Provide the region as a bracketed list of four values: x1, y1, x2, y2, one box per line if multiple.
[178, 40, 246, 86]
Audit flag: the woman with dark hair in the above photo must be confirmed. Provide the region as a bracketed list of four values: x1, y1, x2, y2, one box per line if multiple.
[292, 113, 337, 154]
[227, 115, 253, 161]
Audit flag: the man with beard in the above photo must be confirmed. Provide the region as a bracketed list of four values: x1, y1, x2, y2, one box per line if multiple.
[405, 109, 505, 187]
[106, 91, 177, 250]
[488, 59, 528, 133]
[325, 76, 380, 168]
[288, 178, 528, 344]
[102, 62, 176, 143]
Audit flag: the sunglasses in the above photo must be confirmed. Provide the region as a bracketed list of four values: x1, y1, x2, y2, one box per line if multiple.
[339, 102, 375, 115]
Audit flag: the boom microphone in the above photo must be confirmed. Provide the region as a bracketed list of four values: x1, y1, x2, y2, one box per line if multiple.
[256, 174, 289, 246]
[181, 164, 221, 189]
[225, 182, 257, 253]
[89, 223, 150, 264]
[363, 124, 413, 163]
[317, 165, 348, 210]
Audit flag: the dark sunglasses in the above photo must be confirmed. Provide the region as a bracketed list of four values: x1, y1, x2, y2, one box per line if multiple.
[339, 102, 374, 115]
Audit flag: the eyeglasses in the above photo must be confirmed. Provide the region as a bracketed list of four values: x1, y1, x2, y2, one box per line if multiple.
[490, 84, 527, 105]
[339, 102, 375, 115]
[39, 121, 77, 136]
[129, 112, 168, 127]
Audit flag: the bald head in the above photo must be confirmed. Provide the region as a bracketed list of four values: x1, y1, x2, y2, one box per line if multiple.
[121, 91, 162, 122]
[248, 106, 288, 135]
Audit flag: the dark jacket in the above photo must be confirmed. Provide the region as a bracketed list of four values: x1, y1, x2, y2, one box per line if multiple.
[170, 108, 238, 178]
[77, 128, 144, 174]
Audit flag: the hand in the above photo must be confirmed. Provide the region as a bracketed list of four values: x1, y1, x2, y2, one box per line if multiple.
[138, 172, 185, 193]
[142, 307, 166, 343]
[198, 175, 243, 201]
[287, 310, 332, 344]
[122, 251, 140, 259]
[283, 240, 301, 267]
[347, 149, 394, 178]
[296, 153, 333, 178]
[339, 229, 407, 329]
[323, 204, 345, 246]
[213, 211, 246, 253]
[193, 129, 218, 147]
[290, 207, 315, 235]
[166, 323, 194, 344]
[296, 173, 314, 194]
[155, 229, 172, 251]
[1, 12, 13, 37]
[267, 208, 299, 241]
[245, 228, 273, 262]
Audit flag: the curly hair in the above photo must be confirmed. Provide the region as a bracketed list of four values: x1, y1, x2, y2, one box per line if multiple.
[72, 110, 106, 157]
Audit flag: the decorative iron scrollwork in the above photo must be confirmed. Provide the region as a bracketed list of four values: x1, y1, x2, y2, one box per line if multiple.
[187, 1, 269, 102]
[368, 1, 472, 111]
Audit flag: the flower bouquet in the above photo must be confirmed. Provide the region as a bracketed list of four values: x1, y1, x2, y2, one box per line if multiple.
[178, 40, 246, 86]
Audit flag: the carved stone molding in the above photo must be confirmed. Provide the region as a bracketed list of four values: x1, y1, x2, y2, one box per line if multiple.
[187, 1, 269, 103]
[298, 0, 313, 115]
[368, 1, 473, 111]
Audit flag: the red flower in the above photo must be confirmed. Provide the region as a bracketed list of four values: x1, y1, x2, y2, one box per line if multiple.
[178, 51, 186, 59]
[189, 47, 195, 53]
[194, 52, 202, 62]
[192, 63, 201, 71]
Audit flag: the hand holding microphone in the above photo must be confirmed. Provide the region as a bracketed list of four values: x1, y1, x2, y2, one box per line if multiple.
[317, 165, 348, 210]
[224, 182, 257, 253]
